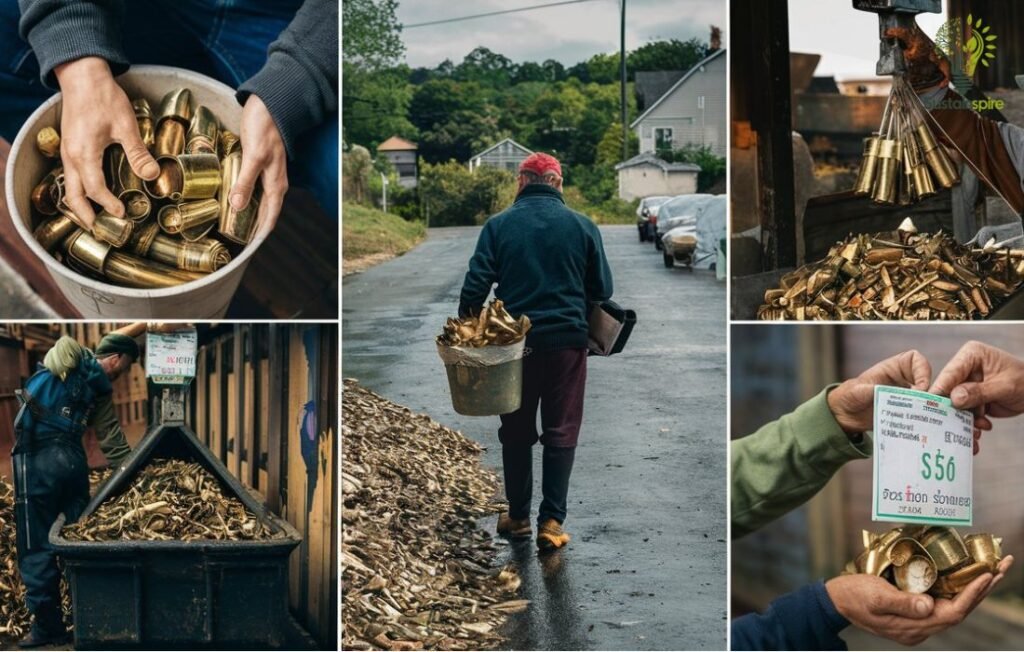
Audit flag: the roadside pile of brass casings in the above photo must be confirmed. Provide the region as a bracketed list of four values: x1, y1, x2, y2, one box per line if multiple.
[0, 476, 29, 642]
[29, 88, 262, 289]
[63, 459, 274, 542]
[853, 74, 960, 205]
[757, 221, 1024, 320]
[844, 526, 1003, 598]
[437, 299, 531, 348]
[342, 380, 522, 651]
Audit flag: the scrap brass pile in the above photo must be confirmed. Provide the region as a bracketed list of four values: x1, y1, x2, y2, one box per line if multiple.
[852, 74, 960, 205]
[63, 460, 273, 542]
[342, 380, 524, 651]
[0, 477, 29, 642]
[844, 526, 1003, 598]
[29, 88, 262, 289]
[437, 299, 531, 347]
[757, 221, 1024, 320]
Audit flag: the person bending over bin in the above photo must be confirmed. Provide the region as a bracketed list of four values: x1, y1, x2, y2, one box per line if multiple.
[12, 322, 145, 648]
[458, 152, 613, 552]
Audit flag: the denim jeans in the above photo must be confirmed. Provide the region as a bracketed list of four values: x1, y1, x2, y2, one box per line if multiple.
[0, 0, 337, 219]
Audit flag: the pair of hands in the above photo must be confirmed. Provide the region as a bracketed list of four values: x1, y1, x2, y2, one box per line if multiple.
[53, 57, 288, 242]
[826, 340, 1024, 644]
[827, 341, 1024, 450]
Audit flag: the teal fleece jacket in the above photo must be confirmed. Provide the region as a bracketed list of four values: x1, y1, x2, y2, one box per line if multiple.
[458, 184, 614, 351]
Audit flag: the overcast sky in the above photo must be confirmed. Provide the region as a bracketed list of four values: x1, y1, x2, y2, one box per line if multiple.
[788, 0, 946, 79]
[396, 0, 727, 69]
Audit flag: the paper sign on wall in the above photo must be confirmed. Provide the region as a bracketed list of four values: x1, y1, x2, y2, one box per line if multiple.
[872, 385, 974, 525]
[146, 329, 198, 384]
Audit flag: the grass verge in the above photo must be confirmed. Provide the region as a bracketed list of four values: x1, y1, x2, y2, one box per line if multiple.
[343, 203, 426, 271]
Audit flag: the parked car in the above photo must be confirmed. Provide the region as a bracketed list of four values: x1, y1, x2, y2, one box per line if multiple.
[662, 195, 726, 269]
[653, 194, 715, 250]
[635, 196, 670, 242]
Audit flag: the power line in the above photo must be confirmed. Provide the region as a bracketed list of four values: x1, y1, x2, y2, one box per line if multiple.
[403, 0, 604, 29]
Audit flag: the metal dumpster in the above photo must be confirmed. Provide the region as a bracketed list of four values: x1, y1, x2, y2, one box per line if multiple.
[50, 422, 302, 650]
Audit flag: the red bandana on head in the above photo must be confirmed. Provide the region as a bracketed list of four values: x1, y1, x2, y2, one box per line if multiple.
[519, 152, 562, 178]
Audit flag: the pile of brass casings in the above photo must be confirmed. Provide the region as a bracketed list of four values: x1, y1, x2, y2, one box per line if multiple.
[0, 476, 30, 642]
[845, 526, 1003, 599]
[63, 459, 274, 542]
[29, 88, 261, 289]
[757, 221, 1024, 320]
[436, 299, 531, 347]
[853, 75, 960, 205]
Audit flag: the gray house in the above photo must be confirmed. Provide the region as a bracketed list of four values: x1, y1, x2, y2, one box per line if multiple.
[469, 138, 533, 173]
[630, 48, 726, 157]
[615, 152, 700, 201]
[377, 136, 418, 188]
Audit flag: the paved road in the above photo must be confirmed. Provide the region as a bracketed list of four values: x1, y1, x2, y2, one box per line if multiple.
[342, 225, 727, 650]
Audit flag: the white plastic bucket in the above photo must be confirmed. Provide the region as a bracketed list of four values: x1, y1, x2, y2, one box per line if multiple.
[5, 65, 263, 318]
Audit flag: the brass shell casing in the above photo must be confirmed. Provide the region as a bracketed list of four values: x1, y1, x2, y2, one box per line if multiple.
[853, 136, 881, 196]
[133, 98, 155, 149]
[158, 199, 220, 235]
[872, 139, 899, 205]
[157, 88, 193, 125]
[64, 230, 112, 273]
[31, 168, 62, 215]
[916, 123, 960, 188]
[154, 120, 186, 157]
[146, 156, 184, 201]
[219, 130, 241, 156]
[64, 230, 201, 287]
[218, 149, 259, 244]
[33, 215, 77, 252]
[912, 163, 937, 199]
[36, 126, 60, 158]
[920, 527, 970, 571]
[149, 234, 232, 272]
[964, 533, 1003, 572]
[178, 153, 221, 199]
[128, 220, 161, 257]
[186, 105, 219, 155]
[107, 146, 146, 194]
[92, 212, 134, 248]
[119, 189, 152, 222]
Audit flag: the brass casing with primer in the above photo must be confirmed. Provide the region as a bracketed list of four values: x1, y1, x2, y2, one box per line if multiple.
[64, 230, 201, 288]
[186, 105, 219, 155]
[36, 127, 60, 158]
[119, 189, 152, 222]
[92, 212, 134, 248]
[31, 168, 61, 215]
[158, 199, 219, 235]
[133, 98, 154, 148]
[920, 527, 970, 571]
[872, 139, 899, 205]
[218, 149, 259, 244]
[149, 234, 231, 272]
[177, 153, 221, 199]
[853, 136, 881, 196]
[146, 156, 184, 201]
[916, 123, 960, 188]
[33, 215, 76, 252]
[894, 556, 938, 594]
[154, 88, 193, 157]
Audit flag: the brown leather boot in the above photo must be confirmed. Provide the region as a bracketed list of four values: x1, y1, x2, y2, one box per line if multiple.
[497, 513, 531, 538]
[536, 519, 571, 551]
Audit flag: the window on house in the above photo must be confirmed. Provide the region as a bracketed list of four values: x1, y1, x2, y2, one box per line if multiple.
[698, 95, 705, 109]
[655, 127, 673, 154]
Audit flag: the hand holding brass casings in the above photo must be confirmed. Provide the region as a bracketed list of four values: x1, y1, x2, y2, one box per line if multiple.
[218, 148, 259, 244]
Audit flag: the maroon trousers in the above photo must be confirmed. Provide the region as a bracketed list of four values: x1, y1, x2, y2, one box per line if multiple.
[499, 347, 587, 448]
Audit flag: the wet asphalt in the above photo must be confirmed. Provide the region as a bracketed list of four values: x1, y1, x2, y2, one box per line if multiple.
[342, 225, 727, 650]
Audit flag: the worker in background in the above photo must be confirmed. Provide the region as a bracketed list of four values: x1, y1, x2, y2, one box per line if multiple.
[12, 322, 145, 648]
[730, 349, 1012, 649]
[459, 152, 613, 552]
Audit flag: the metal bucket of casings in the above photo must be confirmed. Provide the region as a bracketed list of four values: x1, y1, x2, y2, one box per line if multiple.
[438, 339, 525, 416]
[49, 424, 301, 650]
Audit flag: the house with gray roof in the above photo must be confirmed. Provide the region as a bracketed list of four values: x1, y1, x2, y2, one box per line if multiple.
[614, 152, 700, 201]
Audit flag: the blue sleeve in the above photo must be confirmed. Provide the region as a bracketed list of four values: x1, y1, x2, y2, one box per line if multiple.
[458, 220, 498, 317]
[80, 355, 113, 397]
[586, 223, 613, 302]
[731, 581, 849, 651]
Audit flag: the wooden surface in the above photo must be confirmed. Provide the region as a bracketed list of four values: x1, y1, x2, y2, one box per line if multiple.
[0, 140, 337, 319]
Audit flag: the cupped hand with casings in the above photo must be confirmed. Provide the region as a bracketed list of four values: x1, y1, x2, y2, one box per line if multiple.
[827, 350, 932, 436]
[230, 94, 288, 243]
[53, 57, 160, 229]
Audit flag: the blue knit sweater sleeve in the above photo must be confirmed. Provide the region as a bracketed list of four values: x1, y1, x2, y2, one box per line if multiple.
[458, 219, 498, 317]
[731, 581, 849, 651]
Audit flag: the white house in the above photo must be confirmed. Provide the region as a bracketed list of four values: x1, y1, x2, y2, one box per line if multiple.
[469, 138, 533, 173]
[614, 152, 700, 201]
[630, 48, 726, 157]
[377, 136, 418, 188]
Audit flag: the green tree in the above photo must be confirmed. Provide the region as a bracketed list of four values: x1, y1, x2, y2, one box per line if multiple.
[342, 0, 404, 71]
[419, 161, 516, 226]
[454, 47, 515, 88]
[343, 145, 374, 205]
[342, 64, 416, 148]
[628, 38, 709, 76]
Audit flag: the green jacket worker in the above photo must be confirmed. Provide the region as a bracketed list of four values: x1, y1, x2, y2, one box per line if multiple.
[12, 324, 144, 648]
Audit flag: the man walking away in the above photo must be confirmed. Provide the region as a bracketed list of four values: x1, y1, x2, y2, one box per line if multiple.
[459, 153, 613, 551]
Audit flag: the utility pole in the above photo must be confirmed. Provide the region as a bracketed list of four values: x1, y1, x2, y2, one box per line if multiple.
[380, 172, 389, 212]
[620, 0, 627, 161]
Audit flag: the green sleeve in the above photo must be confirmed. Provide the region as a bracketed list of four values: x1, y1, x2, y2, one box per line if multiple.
[88, 394, 132, 467]
[731, 386, 872, 540]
